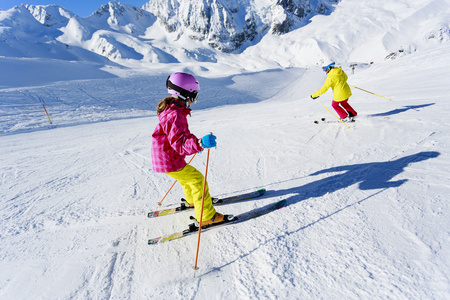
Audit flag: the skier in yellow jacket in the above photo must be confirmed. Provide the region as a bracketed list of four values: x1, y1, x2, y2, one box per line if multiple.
[311, 62, 357, 121]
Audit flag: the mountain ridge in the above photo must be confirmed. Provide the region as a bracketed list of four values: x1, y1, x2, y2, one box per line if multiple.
[0, 0, 449, 73]
[0, 0, 342, 67]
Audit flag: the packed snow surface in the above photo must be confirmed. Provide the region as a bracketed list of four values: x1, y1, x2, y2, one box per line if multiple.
[1, 0, 450, 299]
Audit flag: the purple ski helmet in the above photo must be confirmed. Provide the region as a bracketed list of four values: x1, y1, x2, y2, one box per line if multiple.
[166, 72, 200, 102]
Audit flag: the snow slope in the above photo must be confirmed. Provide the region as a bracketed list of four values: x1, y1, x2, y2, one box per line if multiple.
[1, 0, 450, 299]
[1, 42, 450, 299]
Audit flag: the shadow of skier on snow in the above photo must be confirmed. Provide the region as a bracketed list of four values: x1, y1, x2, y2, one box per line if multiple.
[199, 151, 440, 276]
[368, 103, 435, 118]
[265, 151, 440, 205]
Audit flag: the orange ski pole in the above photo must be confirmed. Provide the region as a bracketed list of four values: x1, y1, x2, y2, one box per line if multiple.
[193, 148, 210, 270]
[158, 153, 197, 206]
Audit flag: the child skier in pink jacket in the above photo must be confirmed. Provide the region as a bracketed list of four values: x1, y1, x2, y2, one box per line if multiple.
[151, 72, 227, 226]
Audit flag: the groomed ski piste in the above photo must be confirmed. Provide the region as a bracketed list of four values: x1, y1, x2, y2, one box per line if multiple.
[1, 0, 450, 299]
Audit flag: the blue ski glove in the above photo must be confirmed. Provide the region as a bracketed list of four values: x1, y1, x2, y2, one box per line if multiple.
[311, 95, 319, 100]
[201, 134, 217, 148]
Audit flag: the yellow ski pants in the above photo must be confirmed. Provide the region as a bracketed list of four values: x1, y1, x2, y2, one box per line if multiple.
[165, 164, 216, 222]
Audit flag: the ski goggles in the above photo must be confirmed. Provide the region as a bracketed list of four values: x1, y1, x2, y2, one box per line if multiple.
[322, 62, 335, 72]
[191, 90, 199, 103]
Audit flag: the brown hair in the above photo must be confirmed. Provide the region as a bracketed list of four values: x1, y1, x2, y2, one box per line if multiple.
[156, 96, 189, 115]
[156, 97, 176, 115]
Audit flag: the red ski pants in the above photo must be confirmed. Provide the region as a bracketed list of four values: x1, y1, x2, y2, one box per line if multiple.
[332, 99, 357, 119]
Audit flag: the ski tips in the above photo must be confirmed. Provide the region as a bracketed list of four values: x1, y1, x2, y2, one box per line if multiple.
[275, 199, 287, 209]
[257, 188, 266, 195]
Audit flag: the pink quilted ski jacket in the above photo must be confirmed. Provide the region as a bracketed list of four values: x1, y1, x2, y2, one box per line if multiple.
[151, 100, 202, 173]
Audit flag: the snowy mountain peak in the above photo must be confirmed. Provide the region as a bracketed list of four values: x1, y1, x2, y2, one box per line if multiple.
[83, 1, 156, 38]
[1, 0, 449, 72]
[24, 4, 74, 28]
[142, 0, 341, 52]
[89, 1, 154, 30]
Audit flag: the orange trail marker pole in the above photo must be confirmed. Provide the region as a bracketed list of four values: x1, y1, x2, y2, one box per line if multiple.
[42, 104, 52, 124]
[35, 95, 52, 124]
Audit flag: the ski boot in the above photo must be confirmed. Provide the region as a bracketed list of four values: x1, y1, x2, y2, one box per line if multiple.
[190, 212, 236, 229]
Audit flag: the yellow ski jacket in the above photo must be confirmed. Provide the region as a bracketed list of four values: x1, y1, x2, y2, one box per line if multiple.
[312, 67, 352, 101]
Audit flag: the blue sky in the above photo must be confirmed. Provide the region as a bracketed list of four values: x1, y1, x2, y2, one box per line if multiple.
[0, 0, 149, 17]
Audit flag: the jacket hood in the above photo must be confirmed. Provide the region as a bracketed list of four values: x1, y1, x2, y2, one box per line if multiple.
[329, 67, 343, 75]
